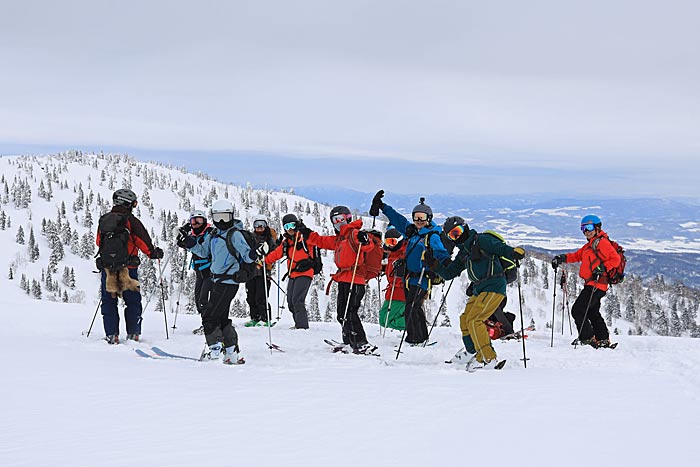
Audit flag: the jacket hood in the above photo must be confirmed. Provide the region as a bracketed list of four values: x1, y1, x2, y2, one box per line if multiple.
[339, 218, 364, 236]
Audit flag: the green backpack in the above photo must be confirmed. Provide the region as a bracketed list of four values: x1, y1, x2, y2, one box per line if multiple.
[471, 230, 518, 284]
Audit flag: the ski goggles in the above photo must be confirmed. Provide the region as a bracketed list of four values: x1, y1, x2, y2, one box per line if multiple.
[253, 220, 267, 229]
[412, 213, 429, 222]
[331, 214, 350, 225]
[190, 216, 205, 225]
[212, 212, 233, 223]
[447, 224, 466, 241]
[581, 223, 596, 233]
[283, 222, 297, 231]
[384, 237, 400, 247]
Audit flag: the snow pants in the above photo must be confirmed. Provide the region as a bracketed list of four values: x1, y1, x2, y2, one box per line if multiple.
[287, 276, 311, 329]
[202, 281, 239, 348]
[101, 268, 142, 337]
[379, 300, 405, 331]
[194, 270, 212, 315]
[460, 292, 506, 363]
[245, 274, 271, 322]
[572, 285, 608, 341]
[336, 282, 368, 348]
[404, 285, 428, 344]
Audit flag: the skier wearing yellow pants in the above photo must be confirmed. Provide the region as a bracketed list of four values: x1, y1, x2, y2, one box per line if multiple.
[429, 216, 525, 371]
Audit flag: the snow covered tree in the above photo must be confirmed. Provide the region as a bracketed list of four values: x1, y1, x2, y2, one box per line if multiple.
[16, 225, 25, 244]
[31, 279, 42, 299]
[28, 227, 40, 262]
[308, 287, 322, 322]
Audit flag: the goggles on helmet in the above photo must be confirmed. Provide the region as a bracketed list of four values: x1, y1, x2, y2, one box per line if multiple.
[283, 222, 297, 231]
[384, 237, 400, 248]
[447, 224, 466, 241]
[412, 213, 429, 222]
[581, 223, 596, 233]
[190, 216, 205, 225]
[212, 212, 233, 223]
[331, 214, 350, 225]
[253, 220, 267, 229]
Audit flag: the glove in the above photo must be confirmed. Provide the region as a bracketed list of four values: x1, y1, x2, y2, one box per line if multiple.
[357, 230, 369, 245]
[551, 254, 567, 269]
[177, 236, 196, 249]
[405, 224, 417, 238]
[513, 247, 525, 260]
[369, 189, 384, 217]
[150, 247, 164, 259]
[256, 242, 269, 258]
[592, 265, 605, 280]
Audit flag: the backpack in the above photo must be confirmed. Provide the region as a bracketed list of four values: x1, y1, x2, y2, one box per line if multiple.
[361, 230, 384, 280]
[217, 228, 258, 283]
[293, 241, 323, 275]
[592, 236, 627, 285]
[96, 212, 132, 272]
[471, 230, 518, 284]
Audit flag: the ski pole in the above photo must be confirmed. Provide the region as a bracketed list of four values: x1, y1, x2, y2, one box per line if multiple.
[382, 274, 398, 338]
[516, 261, 528, 368]
[551, 264, 558, 347]
[85, 297, 103, 337]
[425, 278, 454, 345]
[269, 275, 288, 297]
[396, 267, 425, 360]
[262, 261, 273, 355]
[277, 258, 281, 320]
[171, 251, 188, 331]
[574, 277, 599, 348]
[341, 243, 364, 347]
[141, 252, 173, 314]
[157, 258, 169, 339]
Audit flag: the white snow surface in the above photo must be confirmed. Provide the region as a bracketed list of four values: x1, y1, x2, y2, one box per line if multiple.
[2, 291, 699, 467]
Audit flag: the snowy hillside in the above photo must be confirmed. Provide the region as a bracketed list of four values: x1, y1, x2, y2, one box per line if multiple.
[1, 152, 700, 466]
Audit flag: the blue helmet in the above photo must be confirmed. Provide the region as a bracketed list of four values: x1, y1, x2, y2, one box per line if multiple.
[581, 215, 602, 227]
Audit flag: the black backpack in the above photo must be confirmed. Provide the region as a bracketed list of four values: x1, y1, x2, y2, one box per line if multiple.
[216, 228, 259, 283]
[96, 212, 131, 272]
[293, 242, 323, 275]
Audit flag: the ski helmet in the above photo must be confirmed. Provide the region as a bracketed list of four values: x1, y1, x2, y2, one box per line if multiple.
[580, 215, 602, 227]
[282, 213, 299, 231]
[385, 228, 402, 239]
[253, 214, 269, 229]
[383, 227, 403, 250]
[443, 216, 469, 243]
[330, 205, 352, 231]
[411, 198, 433, 222]
[189, 209, 207, 221]
[211, 199, 234, 230]
[113, 188, 137, 208]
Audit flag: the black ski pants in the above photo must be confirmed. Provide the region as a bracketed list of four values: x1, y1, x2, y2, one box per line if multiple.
[245, 274, 271, 322]
[571, 285, 608, 341]
[287, 276, 311, 329]
[404, 285, 429, 344]
[194, 270, 212, 315]
[336, 282, 368, 348]
[202, 281, 239, 348]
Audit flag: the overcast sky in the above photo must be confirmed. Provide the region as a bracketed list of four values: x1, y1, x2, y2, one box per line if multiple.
[1, 1, 698, 196]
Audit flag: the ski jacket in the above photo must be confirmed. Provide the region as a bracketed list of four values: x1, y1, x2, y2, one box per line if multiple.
[380, 202, 450, 290]
[265, 231, 314, 279]
[189, 224, 214, 275]
[564, 229, 621, 292]
[187, 219, 256, 284]
[95, 205, 156, 268]
[253, 227, 278, 275]
[384, 243, 407, 302]
[306, 219, 375, 285]
[434, 229, 518, 296]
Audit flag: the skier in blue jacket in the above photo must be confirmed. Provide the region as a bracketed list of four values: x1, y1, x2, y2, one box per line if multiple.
[176, 199, 262, 364]
[369, 190, 451, 345]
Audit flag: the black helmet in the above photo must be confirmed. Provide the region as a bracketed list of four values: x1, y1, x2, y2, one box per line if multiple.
[385, 228, 401, 239]
[443, 216, 469, 243]
[412, 197, 433, 221]
[282, 213, 299, 226]
[113, 188, 137, 208]
[330, 205, 352, 231]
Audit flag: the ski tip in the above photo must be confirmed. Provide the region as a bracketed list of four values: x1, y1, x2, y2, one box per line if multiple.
[495, 360, 507, 370]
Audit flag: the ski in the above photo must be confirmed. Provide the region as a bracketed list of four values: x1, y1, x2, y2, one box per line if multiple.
[134, 348, 156, 359]
[500, 325, 535, 341]
[323, 339, 380, 357]
[267, 342, 285, 352]
[151, 346, 202, 361]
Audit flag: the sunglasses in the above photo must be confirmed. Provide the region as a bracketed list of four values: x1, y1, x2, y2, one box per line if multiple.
[331, 214, 350, 225]
[447, 224, 465, 241]
[581, 223, 596, 233]
[283, 222, 297, 231]
[413, 214, 429, 222]
[253, 221, 267, 229]
[190, 216, 205, 225]
[212, 212, 232, 223]
[384, 237, 400, 247]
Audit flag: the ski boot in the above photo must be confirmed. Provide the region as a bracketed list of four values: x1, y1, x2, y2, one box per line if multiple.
[201, 342, 223, 360]
[243, 320, 259, 327]
[126, 333, 140, 342]
[222, 345, 245, 365]
[106, 335, 119, 345]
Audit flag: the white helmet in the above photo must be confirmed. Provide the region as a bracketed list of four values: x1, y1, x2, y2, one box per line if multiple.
[211, 199, 234, 228]
[211, 199, 234, 214]
[253, 214, 268, 229]
[189, 209, 207, 220]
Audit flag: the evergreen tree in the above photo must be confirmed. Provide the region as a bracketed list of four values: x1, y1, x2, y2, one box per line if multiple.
[541, 262, 549, 289]
[308, 287, 322, 322]
[8, 266, 13, 280]
[28, 227, 40, 262]
[31, 279, 42, 299]
[20, 274, 28, 293]
[324, 282, 337, 322]
[16, 225, 25, 244]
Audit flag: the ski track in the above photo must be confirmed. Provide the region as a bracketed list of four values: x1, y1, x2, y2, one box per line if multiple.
[1, 301, 700, 467]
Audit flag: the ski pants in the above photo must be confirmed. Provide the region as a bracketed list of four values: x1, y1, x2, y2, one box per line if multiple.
[460, 292, 506, 363]
[194, 270, 212, 315]
[100, 268, 142, 337]
[246, 274, 271, 322]
[287, 276, 311, 329]
[336, 282, 367, 348]
[572, 285, 608, 341]
[403, 285, 429, 344]
[202, 281, 240, 348]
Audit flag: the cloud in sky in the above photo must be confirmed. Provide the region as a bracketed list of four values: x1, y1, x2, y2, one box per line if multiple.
[0, 0, 698, 195]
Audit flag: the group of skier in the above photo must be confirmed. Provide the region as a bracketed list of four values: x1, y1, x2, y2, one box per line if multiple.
[95, 187, 622, 369]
